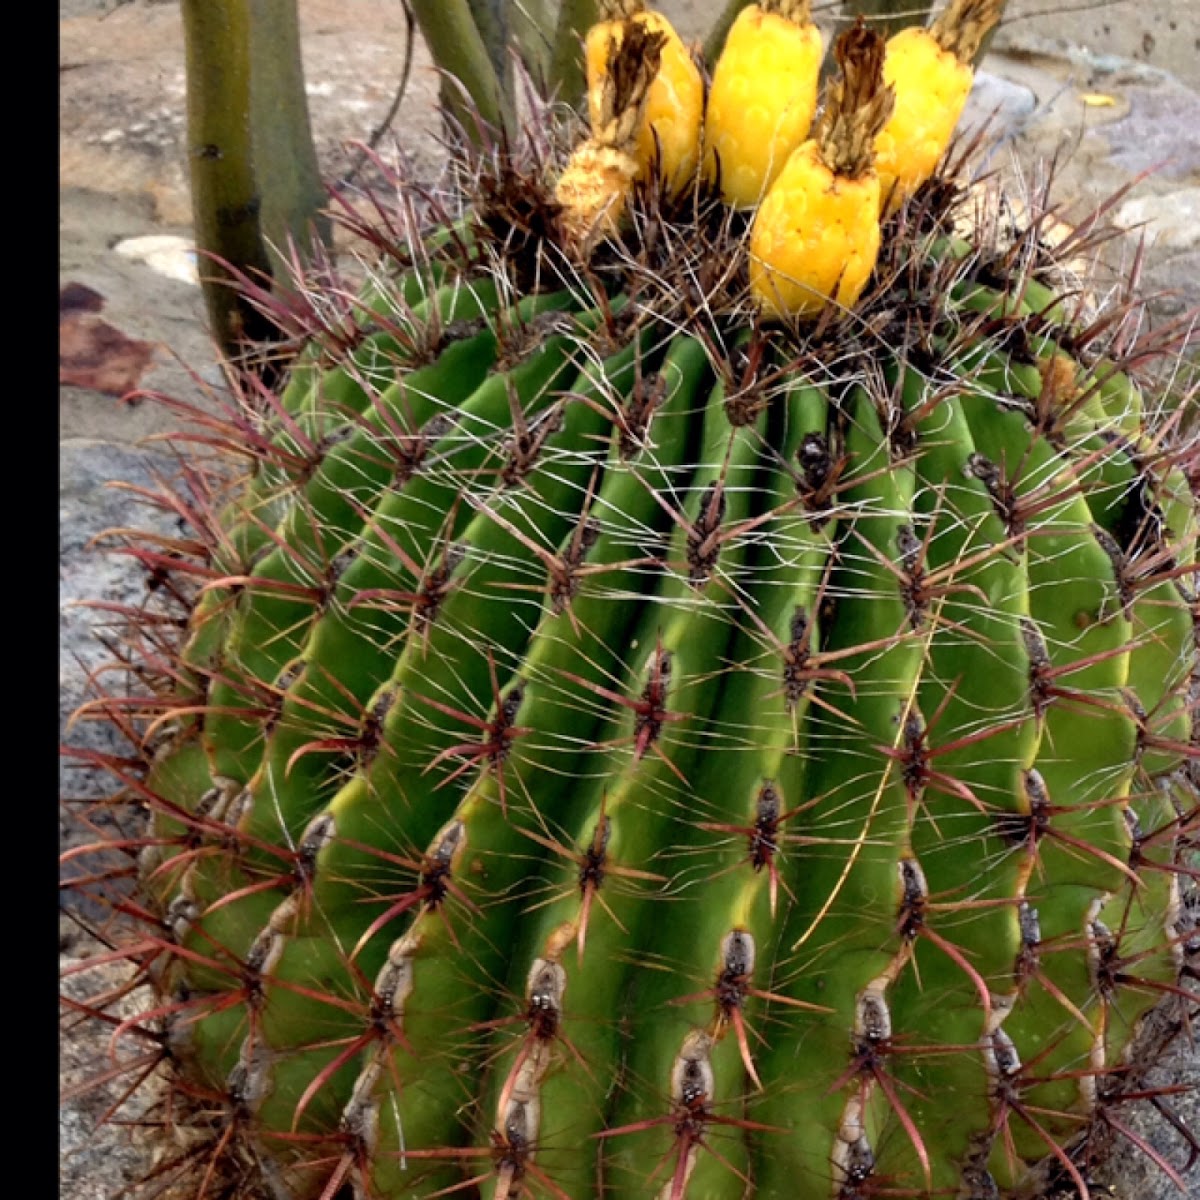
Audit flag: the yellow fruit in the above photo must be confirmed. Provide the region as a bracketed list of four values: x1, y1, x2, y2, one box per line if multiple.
[748, 140, 882, 318]
[748, 21, 892, 320]
[874, 26, 973, 214]
[873, 1, 1004, 214]
[556, 13, 665, 251]
[703, 3, 823, 208]
[586, 10, 704, 195]
[555, 140, 640, 248]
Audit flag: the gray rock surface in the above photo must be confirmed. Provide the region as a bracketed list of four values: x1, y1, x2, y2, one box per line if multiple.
[60, 955, 167, 1200]
[60, 439, 179, 804]
[60, 439, 184, 943]
[991, 0, 1200, 94]
[1101, 81, 1200, 180]
[961, 68, 1039, 139]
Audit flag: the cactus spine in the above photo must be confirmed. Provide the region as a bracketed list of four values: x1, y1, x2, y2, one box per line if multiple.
[64, 5, 1198, 1200]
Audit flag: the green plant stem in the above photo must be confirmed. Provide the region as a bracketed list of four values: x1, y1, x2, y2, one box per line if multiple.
[465, 0, 514, 106]
[250, 0, 329, 270]
[548, 0, 598, 109]
[703, 0, 754, 65]
[507, 0, 556, 94]
[182, 0, 329, 362]
[409, 0, 513, 142]
[181, 0, 274, 357]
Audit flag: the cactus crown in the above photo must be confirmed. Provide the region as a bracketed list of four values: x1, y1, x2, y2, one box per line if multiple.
[814, 23, 894, 177]
[63, 6, 1197, 1200]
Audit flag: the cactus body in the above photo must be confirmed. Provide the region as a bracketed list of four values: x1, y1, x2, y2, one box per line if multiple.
[65, 9, 1198, 1200]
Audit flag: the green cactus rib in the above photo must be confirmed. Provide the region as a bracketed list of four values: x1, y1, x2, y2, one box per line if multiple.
[884, 372, 1036, 1195]
[72, 143, 1199, 1200]
[159, 302, 606, 967]
[165, 303, 640, 939]
[207, 270, 502, 571]
[357, 363, 758, 1199]
[307, 313, 658, 908]
[198, 293, 605, 788]
[483, 371, 774, 1196]
[748, 385, 932, 1197]
[427, 334, 716, 1188]
[595, 375, 835, 1200]
[175, 270, 516, 738]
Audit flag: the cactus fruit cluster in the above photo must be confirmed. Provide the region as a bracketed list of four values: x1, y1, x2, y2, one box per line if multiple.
[63, 4, 1199, 1200]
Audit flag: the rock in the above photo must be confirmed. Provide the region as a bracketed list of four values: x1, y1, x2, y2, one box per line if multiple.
[60, 307, 158, 397]
[1115, 190, 1200, 252]
[961, 70, 1039, 143]
[113, 235, 199, 286]
[59, 439, 184, 924]
[59, 952, 166, 1200]
[1100, 83, 1200, 180]
[991, 0, 1200, 91]
[1142, 248, 1200, 320]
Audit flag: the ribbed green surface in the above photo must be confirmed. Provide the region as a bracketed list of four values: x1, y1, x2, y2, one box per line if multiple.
[125, 190, 1197, 1200]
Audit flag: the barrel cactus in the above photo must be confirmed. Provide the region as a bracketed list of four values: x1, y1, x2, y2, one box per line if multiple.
[63, 4, 1198, 1199]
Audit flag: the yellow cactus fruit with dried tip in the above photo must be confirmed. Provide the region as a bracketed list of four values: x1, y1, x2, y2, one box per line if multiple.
[585, 1, 704, 195]
[556, 20, 665, 251]
[749, 22, 895, 320]
[703, 0, 824, 208]
[875, 0, 1005, 214]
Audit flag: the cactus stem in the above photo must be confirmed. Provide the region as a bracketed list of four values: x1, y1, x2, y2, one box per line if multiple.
[594, 1028, 784, 1198]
